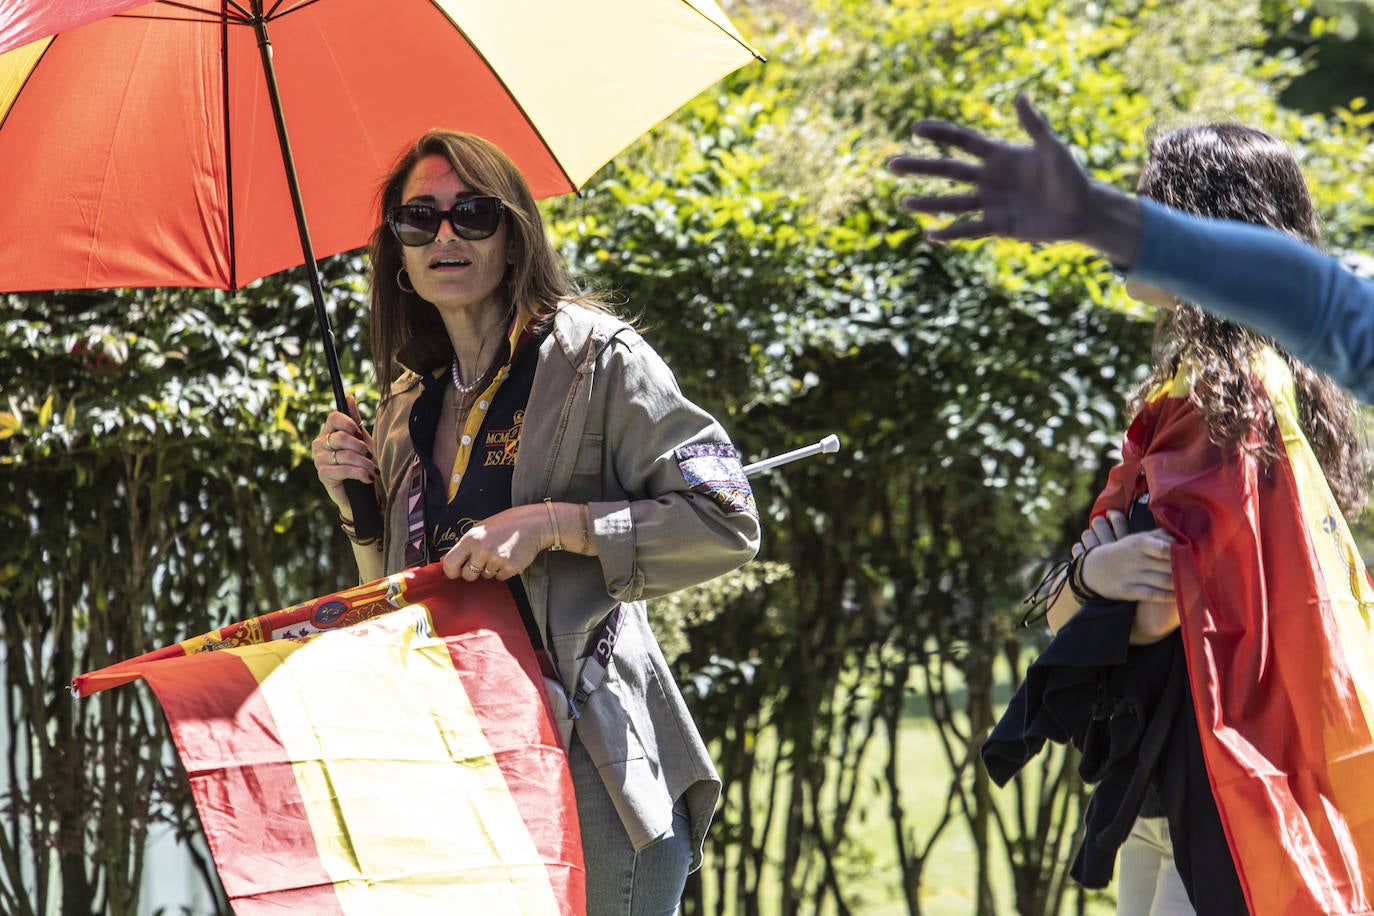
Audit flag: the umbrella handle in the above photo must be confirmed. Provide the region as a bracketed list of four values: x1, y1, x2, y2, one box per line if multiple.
[344, 479, 384, 542]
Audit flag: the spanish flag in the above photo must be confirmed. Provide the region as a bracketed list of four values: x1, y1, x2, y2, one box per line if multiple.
[73, 565, 585, 914]
[1094, 349, 1374, 915]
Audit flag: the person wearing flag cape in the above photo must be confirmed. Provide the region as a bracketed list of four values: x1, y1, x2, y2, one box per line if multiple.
[980, 123, 1374, 916]
[312, 130, 760, 913]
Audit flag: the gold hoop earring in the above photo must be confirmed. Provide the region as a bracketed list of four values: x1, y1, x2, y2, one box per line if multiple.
[396, 267, 416, 294]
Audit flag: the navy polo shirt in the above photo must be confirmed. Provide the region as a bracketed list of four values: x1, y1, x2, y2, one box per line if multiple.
[405, 326, 544, 644]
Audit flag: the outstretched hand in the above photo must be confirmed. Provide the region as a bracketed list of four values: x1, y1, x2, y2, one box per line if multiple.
[889, 95, 1092, 243]
[888, 94, 1143, 265]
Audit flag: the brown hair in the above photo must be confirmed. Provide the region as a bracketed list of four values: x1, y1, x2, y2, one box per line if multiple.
[367, 130, 607, 396]
[1131, 123, 1371, 516]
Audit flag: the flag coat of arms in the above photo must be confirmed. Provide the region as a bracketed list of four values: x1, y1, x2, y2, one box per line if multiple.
[74, 565, 585, 914]
[1093, 349, 1374, 915]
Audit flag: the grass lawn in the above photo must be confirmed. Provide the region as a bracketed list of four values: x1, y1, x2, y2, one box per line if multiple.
[700, 661, 1119, 914]
[841, 711, 1116, 915]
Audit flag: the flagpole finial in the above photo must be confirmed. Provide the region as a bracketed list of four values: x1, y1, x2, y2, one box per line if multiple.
[742, 434, 842, 477]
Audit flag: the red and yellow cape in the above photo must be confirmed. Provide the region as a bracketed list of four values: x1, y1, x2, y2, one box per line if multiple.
[1094, 350, 1374, 915]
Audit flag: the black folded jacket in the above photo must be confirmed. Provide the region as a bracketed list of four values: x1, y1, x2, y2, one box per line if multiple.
[982, 509, 1246, 911]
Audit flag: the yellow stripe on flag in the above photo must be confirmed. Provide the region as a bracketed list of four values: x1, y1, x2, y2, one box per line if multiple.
[236, 606, 561, 913]
[0, 38, 48, 125]
[1260, 349, 1374, 743]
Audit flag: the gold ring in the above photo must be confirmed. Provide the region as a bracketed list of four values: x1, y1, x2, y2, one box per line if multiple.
[467, 562, 484, 574]
[330, 449, 338, 465]
[481, 568, 497, 578]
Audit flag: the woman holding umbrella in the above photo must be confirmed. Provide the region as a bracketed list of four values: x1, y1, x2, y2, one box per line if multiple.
[311, 129, 760, 912]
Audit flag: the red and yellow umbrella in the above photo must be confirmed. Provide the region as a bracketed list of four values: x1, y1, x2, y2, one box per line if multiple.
[0, 0, 761, 532]
[0, 0, 760, 292]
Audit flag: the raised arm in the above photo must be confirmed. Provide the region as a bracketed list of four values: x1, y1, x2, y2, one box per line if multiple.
[1131, 203, 1374, 401]
[889, 94, 1143, 264]
[890, 95, 1374, 401]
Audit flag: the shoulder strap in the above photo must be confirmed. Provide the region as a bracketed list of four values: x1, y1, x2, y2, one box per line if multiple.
[403, 456, 427, 568]
[563, 338, 624, 713]
[570, 606, 628, 711]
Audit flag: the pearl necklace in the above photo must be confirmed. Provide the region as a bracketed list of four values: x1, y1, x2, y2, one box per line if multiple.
[450, 357, 486, 396]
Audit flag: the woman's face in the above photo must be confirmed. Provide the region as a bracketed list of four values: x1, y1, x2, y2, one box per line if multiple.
[398, 154, 510, 319]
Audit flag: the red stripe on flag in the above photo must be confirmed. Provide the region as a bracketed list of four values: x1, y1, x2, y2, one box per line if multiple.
[71, 643, 188, 695]
[1175, 422, 1374, 912]
[76, 565, 584, 910]
[140, 649, 344, 913]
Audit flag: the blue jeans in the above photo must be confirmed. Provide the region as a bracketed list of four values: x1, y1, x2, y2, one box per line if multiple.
[569, 733, 693, 915]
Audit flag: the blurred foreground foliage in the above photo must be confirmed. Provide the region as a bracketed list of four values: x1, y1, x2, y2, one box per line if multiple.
[3, 0, 1372, 913]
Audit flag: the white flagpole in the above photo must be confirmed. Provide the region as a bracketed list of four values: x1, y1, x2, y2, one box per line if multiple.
[742, 434, 841, 477]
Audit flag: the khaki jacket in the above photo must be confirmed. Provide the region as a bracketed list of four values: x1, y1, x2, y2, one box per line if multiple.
[372, 304, 761, 864]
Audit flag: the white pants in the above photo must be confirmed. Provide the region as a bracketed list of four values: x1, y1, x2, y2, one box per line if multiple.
[1116, 817, 1195, 916]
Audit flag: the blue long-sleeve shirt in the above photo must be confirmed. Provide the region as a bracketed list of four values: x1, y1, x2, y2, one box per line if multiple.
[1130, 200, 1374, 402]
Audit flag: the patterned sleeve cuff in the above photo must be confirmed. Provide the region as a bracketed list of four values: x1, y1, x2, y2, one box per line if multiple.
[674, 443, 757, 516]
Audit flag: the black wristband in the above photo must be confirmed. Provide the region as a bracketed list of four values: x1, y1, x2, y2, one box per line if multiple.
[1067, 548, 1102, 603]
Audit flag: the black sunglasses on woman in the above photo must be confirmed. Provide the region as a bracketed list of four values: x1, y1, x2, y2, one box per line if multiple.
[386, 196, 505, 246]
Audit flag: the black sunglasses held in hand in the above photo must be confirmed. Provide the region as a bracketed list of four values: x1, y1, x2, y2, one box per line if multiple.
[386, 197, 505, 245]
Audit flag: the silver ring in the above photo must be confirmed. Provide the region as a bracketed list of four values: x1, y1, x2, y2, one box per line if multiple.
[481, 568, 497, 579]
[331, 449, 339, 465]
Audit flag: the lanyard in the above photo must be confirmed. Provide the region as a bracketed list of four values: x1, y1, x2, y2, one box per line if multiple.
[401, 314, 624, 716]
[445, 316, 529, 501]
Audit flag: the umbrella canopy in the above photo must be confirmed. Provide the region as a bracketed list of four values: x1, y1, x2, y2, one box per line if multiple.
[0, 0, 760, 535]
[0, 0, 761, 292]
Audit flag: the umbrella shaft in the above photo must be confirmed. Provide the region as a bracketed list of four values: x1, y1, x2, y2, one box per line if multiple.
[253, 7, 381, 538]
[251, 11, 347, 410]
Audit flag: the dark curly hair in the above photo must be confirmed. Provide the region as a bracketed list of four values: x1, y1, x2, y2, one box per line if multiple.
[1130, 123, 1371, 517]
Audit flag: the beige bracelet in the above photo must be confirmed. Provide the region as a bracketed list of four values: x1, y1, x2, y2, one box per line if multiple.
[543, 497, 563, 551]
